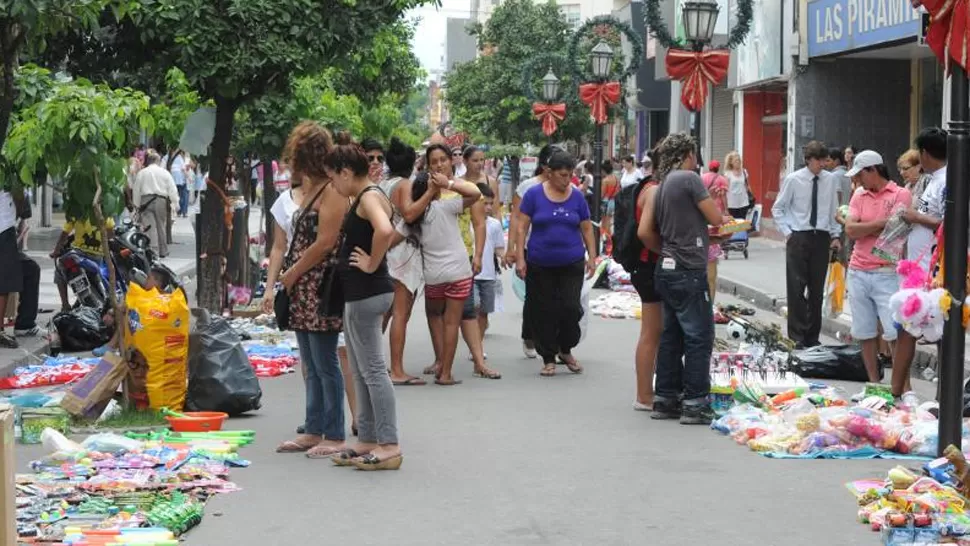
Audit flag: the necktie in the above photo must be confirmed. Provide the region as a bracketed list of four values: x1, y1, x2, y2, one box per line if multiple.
[809, 175, 819, 228]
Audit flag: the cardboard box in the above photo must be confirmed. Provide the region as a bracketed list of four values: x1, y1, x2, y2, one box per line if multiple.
[61, 354, 128, 418]
[0, 404, 15, 546]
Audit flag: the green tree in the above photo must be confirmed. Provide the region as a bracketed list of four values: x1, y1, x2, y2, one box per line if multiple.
[149, 67, 204, 159]
[444, 0, 591, 144]
[113, 0, 430, 311]
[0, 0, 122, 153]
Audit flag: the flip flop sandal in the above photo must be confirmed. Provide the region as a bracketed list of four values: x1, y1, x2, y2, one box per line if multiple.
[331, 449, 365, 467]
[473, 369, 502, 380]
[557, 355, 583, 374]
[306, 445, 344, 459]
[423, 364, 440, 376]
[392, 377, 427, 386]
[540, 365, 556, 377]
[353, 453, 403, 471]
[434, 378, 463, 386]
[276, 440, 316, 453]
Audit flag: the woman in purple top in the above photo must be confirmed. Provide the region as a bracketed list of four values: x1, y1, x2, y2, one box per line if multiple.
[515, 151, 597, 376]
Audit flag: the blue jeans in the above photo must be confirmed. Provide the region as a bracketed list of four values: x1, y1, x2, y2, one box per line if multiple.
[177, 184, 189, 216]
[654, 266, 714, 404]
[295, 330, 345, 440]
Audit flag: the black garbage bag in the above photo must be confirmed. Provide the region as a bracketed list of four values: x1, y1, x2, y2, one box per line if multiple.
[790, 344, 882, 382]
[52, 306, 112, 352]
[185, 308, 262, 415]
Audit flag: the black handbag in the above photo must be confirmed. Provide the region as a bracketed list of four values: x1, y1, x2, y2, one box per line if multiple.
[317, 186, 384, 317]
[275, 188, 324, 331]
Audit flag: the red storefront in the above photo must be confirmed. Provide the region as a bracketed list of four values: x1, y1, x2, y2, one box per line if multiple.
[741, 87, 788, 219]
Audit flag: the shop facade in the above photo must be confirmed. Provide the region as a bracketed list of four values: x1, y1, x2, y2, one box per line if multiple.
[793, 0, 940, 183]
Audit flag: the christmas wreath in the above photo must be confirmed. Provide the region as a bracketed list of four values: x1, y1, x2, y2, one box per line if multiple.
[644, 0, 753, 51]
[566, 15, 643, 82]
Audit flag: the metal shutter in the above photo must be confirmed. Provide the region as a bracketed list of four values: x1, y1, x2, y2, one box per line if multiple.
[710, 85, 735, 166]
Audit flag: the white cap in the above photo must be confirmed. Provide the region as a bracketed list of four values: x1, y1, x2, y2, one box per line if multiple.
[845, 150, 884, 177]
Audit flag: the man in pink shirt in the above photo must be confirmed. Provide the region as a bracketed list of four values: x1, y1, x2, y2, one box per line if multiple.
[844, 150, 912, 383]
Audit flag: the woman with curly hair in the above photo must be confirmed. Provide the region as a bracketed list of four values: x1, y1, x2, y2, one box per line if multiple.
[275, 121, 352, 458]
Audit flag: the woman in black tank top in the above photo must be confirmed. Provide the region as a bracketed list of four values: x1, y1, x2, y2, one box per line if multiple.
[324, 133, 402, 470]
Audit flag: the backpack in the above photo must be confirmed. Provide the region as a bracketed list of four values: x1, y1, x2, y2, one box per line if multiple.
[612, 179, 650, 273]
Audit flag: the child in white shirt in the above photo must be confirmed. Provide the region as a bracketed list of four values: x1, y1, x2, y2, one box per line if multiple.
[473, 184, 505, 341]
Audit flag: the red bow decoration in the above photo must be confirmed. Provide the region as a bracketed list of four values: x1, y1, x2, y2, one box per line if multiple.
[915, 0, 969, 73]
[579, 81, 621, 125]
[532, 102, 566, 136]
[665, 48, 731, 112]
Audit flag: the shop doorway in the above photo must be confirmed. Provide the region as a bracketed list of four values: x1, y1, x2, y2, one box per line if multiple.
[760, 116, 786, 215]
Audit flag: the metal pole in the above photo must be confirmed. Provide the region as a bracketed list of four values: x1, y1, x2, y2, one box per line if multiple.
[939, 65, 970, 455]
[592, 122, 605, 253]
[690, 110, 703, 169]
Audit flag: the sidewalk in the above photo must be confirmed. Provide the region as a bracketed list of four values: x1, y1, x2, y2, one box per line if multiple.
[1, 210, 266, 374]
[717, 238, 949, 375]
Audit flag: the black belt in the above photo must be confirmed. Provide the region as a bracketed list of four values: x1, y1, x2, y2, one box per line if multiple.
[794, 229, 830, 236]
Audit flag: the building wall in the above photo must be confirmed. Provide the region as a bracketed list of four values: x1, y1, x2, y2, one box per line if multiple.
[445, 18, 477, 70]
[792, 58, 912, 176]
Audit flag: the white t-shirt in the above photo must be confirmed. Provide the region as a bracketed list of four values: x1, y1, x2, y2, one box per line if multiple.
[620, 168, 641, 188]
[0, 191, 16, 232]
[726, 171, 749, 209]
[906, 165, 946, 270]
[270, 190, 300, 246]
[516, 176, 542, 199]
[474, 217, 505, 281]
[396, 198, 472, 285]
[455, 163, 467, 179]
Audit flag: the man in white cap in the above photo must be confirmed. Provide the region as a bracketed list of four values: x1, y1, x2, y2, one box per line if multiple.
[843, 149, 912, 384]
[773, 140, 842, 349]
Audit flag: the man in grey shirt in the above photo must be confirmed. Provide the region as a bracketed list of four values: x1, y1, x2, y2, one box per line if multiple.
[640, 133, 726, 425]
[773, 141, 843, 349]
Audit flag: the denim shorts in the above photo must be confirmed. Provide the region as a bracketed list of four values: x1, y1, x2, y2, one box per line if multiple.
[474, 279, 496, 314]
[848, 269, 899, 341]
[461, 283, 480, 320]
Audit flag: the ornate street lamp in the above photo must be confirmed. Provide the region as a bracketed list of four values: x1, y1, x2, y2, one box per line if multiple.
[682, 1, 720, 49]
[568, 16, 643, 254]
[589, 41, 614, 80]
[541, 69, 560, 102]
[645, 0, 752, 170]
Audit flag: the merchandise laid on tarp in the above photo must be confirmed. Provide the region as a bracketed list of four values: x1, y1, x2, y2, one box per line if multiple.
[0, 357, 99, 390]
[590, 291, 641, 319]
[123, 284, 190, 411]
[712, 382, 945, 460]
[845, 445, 970, 545]
[15, 425, 254, 543]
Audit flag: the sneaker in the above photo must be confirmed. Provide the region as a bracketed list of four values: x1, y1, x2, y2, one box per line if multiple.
[522, 342, 538, 359]
[0, 332, 18, 349]
[680, 404, 716, 425]
[14, 326, 44, 337]
[650, 399, 681, 420]
[633, 401, 653, 412]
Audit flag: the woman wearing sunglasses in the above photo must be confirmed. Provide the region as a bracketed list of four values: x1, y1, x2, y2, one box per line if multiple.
[363, 138, 385, 184]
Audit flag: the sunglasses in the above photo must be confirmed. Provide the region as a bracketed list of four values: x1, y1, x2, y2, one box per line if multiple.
[452, 152, 461, 157]
[368, 155, 384, 164]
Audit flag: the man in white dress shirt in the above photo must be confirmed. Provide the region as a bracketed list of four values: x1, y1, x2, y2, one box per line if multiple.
[133, 150, 180, 258]
[772, 141, 843, 348]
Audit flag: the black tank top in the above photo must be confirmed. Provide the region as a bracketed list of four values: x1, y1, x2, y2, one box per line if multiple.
[339, 185, 394, 302]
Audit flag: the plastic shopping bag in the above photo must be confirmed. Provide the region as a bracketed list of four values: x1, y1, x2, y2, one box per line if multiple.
[824, 261, 845, 318]
[124, 284, 190, 410]
[185, 309, 262, 415]
[872, 210, 911, 263]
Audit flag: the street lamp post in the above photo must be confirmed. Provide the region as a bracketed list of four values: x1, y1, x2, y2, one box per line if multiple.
[938, 64, 970, 454]
[541, 69, 560, 103]
[589, 40, 614, 253]
[681, 0, 720, 167]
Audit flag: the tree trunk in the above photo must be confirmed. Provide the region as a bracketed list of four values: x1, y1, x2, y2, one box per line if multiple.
[262, 162, 276, 257]
[196, 98, 238, 313]
[0, 28, 20, 155]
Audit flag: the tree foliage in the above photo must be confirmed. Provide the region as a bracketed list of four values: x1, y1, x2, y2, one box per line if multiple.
[148, 67, 203, 153]
[4, 77, 152, 219]
[0, 0, 126, 154]
[444, 0, 591, 144]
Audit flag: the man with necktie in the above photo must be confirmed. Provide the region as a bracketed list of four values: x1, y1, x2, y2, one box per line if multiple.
[772, 141, 843, 349]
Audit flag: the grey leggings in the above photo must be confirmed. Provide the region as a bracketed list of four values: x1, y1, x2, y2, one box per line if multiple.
[344, 292, 397, 444]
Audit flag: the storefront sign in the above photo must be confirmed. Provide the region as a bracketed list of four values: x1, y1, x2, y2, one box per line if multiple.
[808, 0, 921, 57]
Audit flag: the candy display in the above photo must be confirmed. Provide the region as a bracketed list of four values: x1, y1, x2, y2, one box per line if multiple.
[15, 427, 252, 542]
[845, 445, 970, 545]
